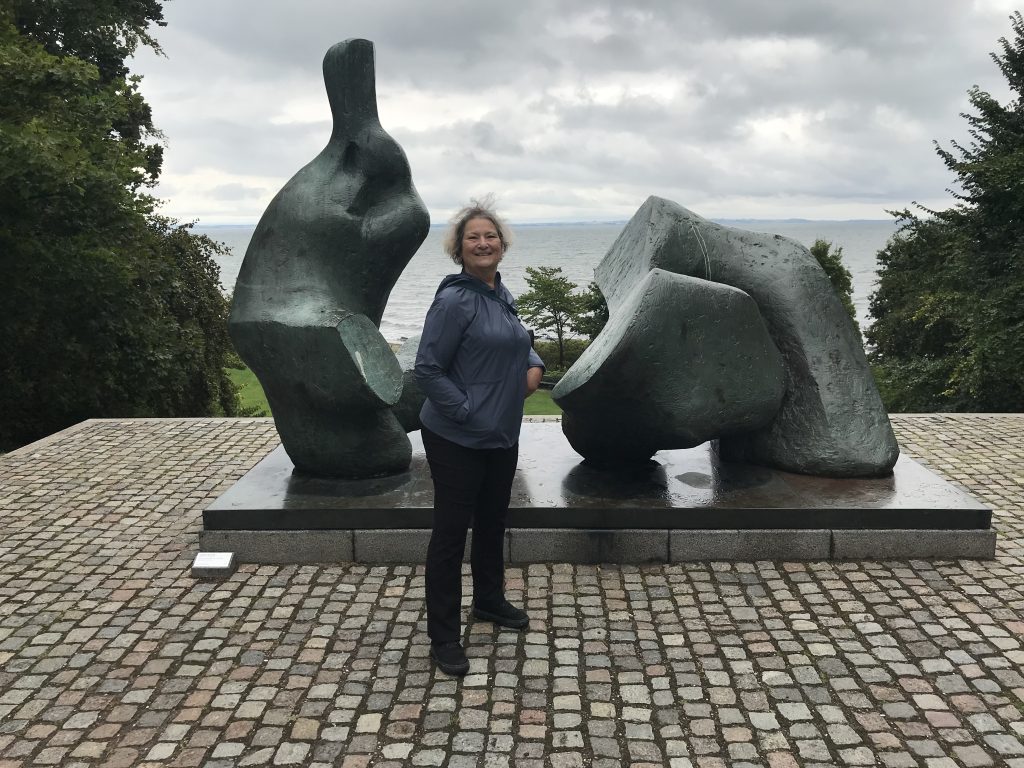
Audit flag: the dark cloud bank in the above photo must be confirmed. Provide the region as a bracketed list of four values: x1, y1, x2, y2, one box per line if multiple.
[133, 1, 1019, 222]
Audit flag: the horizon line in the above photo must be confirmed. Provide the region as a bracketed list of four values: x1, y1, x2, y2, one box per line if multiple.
[193, 217, 898, 228]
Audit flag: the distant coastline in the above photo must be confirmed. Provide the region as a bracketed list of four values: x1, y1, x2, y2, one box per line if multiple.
[199, 219, 898, 341]
[194, 217, 895, 229]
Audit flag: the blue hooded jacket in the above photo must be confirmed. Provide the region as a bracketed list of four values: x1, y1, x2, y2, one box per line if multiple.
[415, 271, 545, 449]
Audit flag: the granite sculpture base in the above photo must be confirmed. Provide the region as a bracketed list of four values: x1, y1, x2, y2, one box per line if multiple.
[201, 423, 994, 563]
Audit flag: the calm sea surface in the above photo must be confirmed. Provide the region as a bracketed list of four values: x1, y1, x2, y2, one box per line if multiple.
[199, 220, 899, 343]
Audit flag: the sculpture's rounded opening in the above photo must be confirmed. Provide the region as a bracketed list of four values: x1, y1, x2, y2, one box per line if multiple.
[335, 313, 403, 406]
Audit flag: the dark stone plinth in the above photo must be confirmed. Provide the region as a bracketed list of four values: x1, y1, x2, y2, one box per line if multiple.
[205, 423, 990, 532]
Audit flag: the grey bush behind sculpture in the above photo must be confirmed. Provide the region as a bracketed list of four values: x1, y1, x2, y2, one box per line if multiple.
[229, 39, 429, 478]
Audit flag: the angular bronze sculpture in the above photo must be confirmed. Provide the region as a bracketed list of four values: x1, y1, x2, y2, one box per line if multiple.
[556, 268, 786, 465]
[229, 39, 429, 478]
[554, 196, 899, 478]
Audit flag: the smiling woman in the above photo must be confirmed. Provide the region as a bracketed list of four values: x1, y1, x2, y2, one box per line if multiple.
[459, 219, 505, 281]
[413, 198, 545, 677]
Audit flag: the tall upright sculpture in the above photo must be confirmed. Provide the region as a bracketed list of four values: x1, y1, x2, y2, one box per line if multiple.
[230, 39, 429, 478]
[554, 197, 899, 478]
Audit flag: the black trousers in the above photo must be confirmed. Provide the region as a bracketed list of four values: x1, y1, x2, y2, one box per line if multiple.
[421, 426, 519, 643]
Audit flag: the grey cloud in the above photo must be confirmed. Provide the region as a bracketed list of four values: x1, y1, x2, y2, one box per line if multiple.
[470, 121, 525, 155]
[132, 1, 1022, 221]
[210, 183, 267, 200]
[549, 94, 737, 145]
[160, 118, 331, 178]
[148, 1, 1012, 99]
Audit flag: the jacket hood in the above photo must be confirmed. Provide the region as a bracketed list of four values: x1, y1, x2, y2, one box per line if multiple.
[435, 271, 504, 296]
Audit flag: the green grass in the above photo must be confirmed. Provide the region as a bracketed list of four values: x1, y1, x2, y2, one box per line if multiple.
[524, 388, 562, 416]
[225, 367, 563, 418]
[226, 366, 270, 416]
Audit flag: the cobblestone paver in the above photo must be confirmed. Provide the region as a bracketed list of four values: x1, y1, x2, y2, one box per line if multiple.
[1, 414, 1023, 767]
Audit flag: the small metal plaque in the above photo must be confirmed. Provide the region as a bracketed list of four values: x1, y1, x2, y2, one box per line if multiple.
[191, 551, 236, 578]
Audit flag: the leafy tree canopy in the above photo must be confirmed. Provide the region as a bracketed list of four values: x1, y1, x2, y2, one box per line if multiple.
[0, 3, 239, 451]
[12, 0, 165, 175]
[809, 239, 859, 333]
[868, 12, 1024, 412]
[13, 0, 164, 78]
[517, 267, 610, 370]
[572, 281, 610, 342]
[517, 266, 582, 370]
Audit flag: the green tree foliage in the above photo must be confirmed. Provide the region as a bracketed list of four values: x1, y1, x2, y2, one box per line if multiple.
[0, 4, 239, 450]
[810, 239, 859, 332]
[12, 0, 165, 176]
[517, 266, 582, 370]
[532, 339, 590, 375]
[519, 270, 609, 369]
[868, 12, 1024, 412]
[572, 281, 610, 340]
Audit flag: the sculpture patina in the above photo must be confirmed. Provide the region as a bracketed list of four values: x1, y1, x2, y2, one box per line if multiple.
[555, 267, 786, 465]
[230, 39, 895, 482]
[229, 39, 429, 478]
[391, 334, 425, 434]
[553, 196, 900, 478]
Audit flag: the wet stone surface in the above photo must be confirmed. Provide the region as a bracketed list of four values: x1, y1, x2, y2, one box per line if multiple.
[0, 414, 1023, 767]
[206, 424, 989, 532]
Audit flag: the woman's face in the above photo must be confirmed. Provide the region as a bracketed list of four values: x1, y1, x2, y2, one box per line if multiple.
[460, 217, 504, 275]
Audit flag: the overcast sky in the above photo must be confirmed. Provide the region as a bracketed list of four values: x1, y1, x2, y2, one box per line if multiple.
[131, 0, 1020, 224]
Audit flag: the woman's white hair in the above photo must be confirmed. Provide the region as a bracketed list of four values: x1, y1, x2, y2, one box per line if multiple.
[443, 195, 513, 265]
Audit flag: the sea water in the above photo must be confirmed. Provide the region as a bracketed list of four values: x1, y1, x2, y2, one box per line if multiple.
[199, 219, 899, 343]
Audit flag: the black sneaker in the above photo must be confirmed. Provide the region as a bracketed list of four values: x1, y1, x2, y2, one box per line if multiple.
[430, 641, 469, 677]
[472, 599, 529, 630]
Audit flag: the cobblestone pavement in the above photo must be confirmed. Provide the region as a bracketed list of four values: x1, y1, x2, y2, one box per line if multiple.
[1, 415, 1023, 768]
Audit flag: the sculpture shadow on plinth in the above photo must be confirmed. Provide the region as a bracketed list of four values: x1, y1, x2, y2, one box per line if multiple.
[561, 461, 671, 505]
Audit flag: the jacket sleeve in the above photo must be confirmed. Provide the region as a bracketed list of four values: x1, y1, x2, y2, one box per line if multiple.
[507, 287, 545, 371]
[414, 289, 473, 423]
